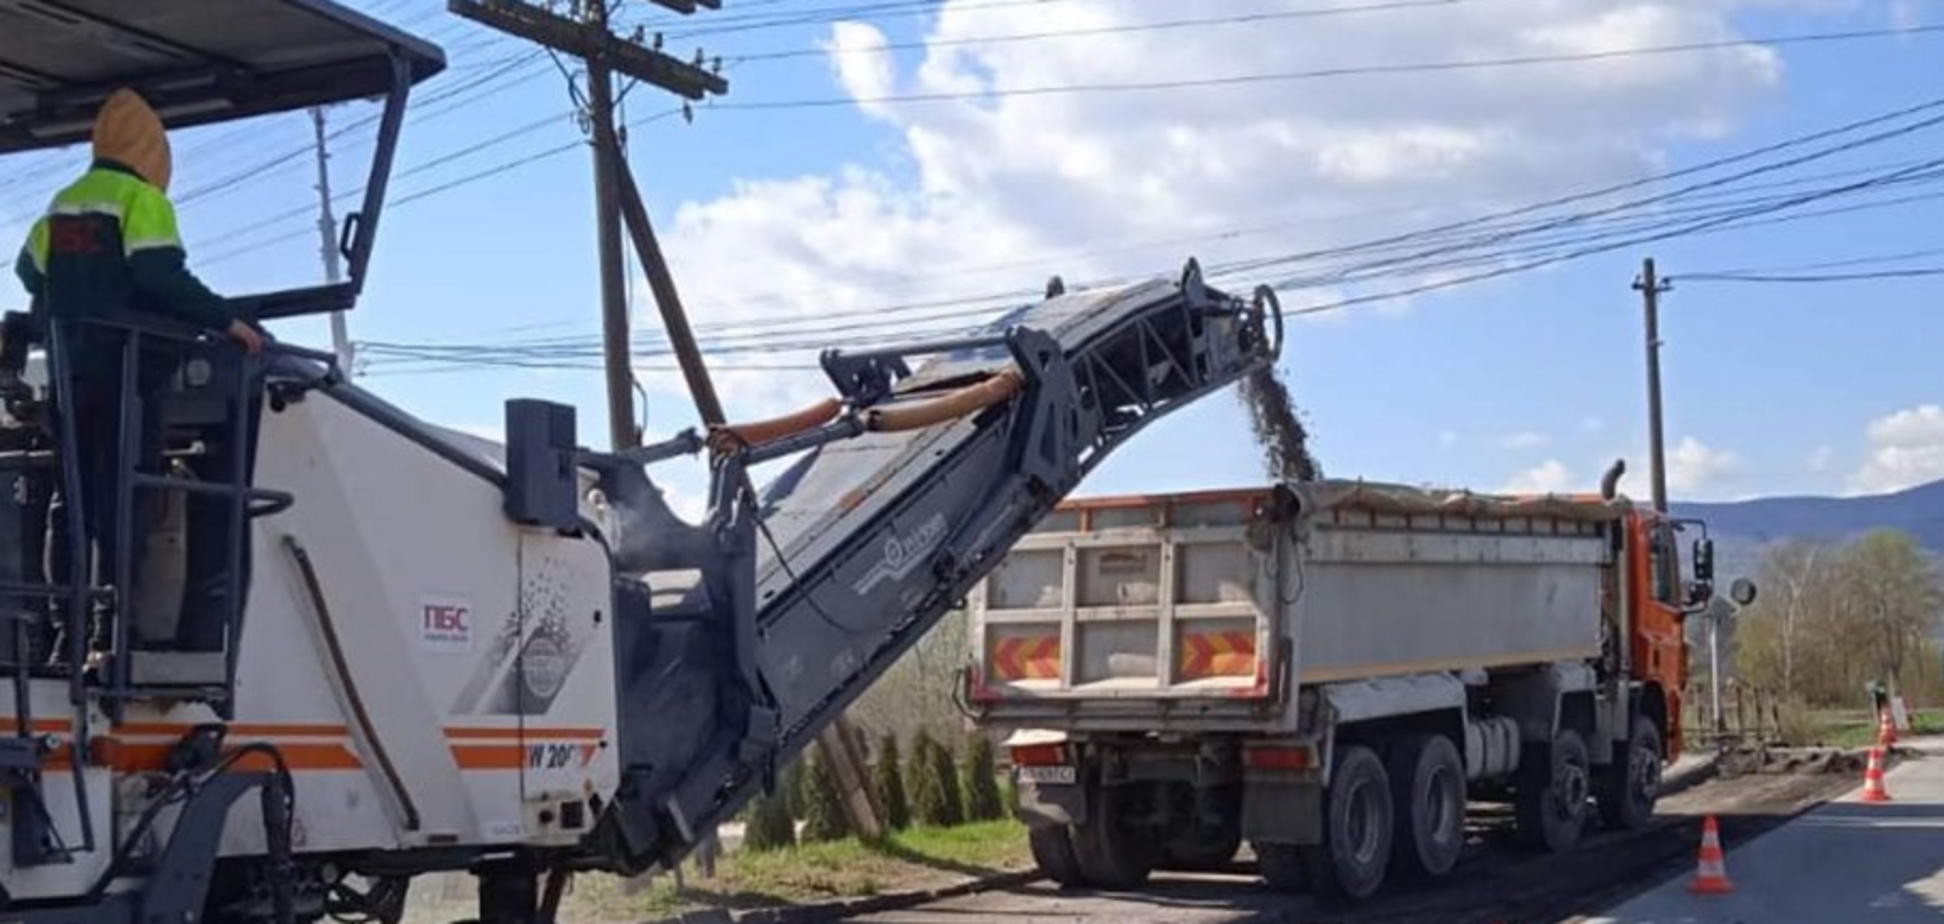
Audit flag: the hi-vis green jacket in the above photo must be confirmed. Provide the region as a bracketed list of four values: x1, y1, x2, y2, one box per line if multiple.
[14, 159, 234, 376]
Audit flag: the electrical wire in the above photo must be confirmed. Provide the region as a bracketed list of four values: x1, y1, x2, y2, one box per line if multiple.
[722, 0, 1498, 63]
[1674, 266, 1944, 284]
[714, 23, 1944, 111]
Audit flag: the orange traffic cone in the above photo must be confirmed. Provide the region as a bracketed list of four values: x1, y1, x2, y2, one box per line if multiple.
[1862, 746, 1893, 803]
[1689, 815, 1733, 895]
[1879, 710, 1898, 747]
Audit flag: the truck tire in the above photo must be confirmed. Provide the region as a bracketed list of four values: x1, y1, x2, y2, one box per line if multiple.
[1300, 744, 1393, 901]
[1387, 734, 1466, 880]
[1597, 719, 1662, 831]
[1255, 842, 1308, 893]
[1516, 728, 1591, 853]
[1070, 784, 1157, 890]
[1029, 824, 1088, 888]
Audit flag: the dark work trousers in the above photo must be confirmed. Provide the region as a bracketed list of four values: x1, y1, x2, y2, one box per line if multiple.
[48, 342, 169, 657]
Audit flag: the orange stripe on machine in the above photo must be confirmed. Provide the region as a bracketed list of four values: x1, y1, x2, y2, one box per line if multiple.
[990, 634, 1061, 681]
[1179, 630, 1257, 680]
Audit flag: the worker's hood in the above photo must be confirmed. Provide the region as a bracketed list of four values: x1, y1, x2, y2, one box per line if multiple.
[91, 89, 172, 192]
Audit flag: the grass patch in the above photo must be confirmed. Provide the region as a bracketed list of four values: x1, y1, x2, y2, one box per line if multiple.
[1796, 708, 1944, 749]
[562, 820, 1031, 922]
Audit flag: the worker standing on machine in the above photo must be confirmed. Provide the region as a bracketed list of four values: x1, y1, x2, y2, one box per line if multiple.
[11, 88, 262, 655]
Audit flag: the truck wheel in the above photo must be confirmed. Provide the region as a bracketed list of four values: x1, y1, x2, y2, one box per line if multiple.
[1516, 728, 1591, 852]
[1070, 784, 1157, 890]
[1300, 744, 1392, 901]
[1597, 720, 1662, 831]
[1029, 824, 1088, 888]
[1255, 842, 1308, 893]
[1388, 734, 1466, 880]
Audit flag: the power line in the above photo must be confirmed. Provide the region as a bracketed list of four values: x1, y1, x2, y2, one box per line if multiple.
[715, 23, 1944, 111]
[723, 0, 1496, 63]
[1670, 244, 1944, 276]
[352, 136, 1944, 368]
[1674, 266, 1944, 284]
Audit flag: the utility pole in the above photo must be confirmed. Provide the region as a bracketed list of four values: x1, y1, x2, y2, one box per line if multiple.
[448, 0, 883, 839]
[584, 1, 633, 450]
[311, 105, 352, 369]
[1634, 257, 1671, 514]
[450, 0, 726, 450]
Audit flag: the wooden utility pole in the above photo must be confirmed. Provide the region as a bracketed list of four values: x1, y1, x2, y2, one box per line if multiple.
[1634, 257, 1672, 514]
[448, 0, 726, 450]
[586, 2, 632, 449]
[448, 0, 884, 838]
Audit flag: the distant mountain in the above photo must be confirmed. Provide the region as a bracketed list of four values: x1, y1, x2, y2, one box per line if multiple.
[1673, 478, 1944, 555]
[1668, 478, 1944, 659]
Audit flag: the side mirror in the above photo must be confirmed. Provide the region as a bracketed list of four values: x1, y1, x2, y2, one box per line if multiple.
[1692, 537, 1716, 584]
[1730, 578, 1758, 607]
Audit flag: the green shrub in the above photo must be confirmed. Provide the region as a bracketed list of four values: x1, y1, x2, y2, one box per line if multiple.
[743, 790, 797, 852]
[875, 733, 912, 830]
[932, 736, 966, 827]
[909, 731, 961, 827]
[801, 749, 852, 843]
[964, 735, 1005, 822]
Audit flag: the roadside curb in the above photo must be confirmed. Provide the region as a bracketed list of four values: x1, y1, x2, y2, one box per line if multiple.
[652, 870, 1044, 924]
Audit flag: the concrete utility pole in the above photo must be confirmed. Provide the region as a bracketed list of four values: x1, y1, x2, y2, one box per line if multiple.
[1634, 257, 1672, 514]
[310, 106, 352, 369]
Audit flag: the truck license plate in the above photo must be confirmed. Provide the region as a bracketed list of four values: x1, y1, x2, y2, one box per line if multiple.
[1018, 765, 1076, 785]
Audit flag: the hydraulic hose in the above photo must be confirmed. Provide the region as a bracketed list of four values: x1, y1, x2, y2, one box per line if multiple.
[865, 369, 1024, 433]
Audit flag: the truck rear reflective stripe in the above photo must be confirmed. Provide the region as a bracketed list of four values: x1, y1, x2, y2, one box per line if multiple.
[992, 635, 1061, 681]
[1010, 743, 1069, 766]
[1180, 630, 1257, 680]
[1244, 746, 1312, 771]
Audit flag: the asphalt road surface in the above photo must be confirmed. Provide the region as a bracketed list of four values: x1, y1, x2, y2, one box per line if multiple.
[847, 755, 1869, 924]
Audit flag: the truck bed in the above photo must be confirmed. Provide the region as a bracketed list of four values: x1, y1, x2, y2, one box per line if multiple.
[968, 481, 1620, 732]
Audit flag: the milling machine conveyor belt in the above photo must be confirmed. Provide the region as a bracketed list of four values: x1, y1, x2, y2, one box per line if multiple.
[745, 263, 1280, 751]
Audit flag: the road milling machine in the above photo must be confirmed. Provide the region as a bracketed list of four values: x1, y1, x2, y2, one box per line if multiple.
[0, 4, 1282, 922]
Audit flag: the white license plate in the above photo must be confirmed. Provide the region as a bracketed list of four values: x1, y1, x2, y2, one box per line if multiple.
[1018, 765, 1077, 785]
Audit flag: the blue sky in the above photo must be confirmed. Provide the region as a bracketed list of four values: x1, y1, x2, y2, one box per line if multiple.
[4, 0, 1942, 515]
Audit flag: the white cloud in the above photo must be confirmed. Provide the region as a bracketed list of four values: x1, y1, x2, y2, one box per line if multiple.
[821, 22, 898, 119]
[1581, 416, 1606, 433]
[646, 0, 1792, 422]
[1501, 431, 1549, 450]
[1668, 436, 1740, 494]
[1503, 459, 1574, 495]
[1850, 404, 1944, 494]
[1437, 429, 1460, 449]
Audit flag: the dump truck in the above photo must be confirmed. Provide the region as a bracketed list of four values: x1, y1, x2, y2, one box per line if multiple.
[967, 478, 1754, 899]
[0, 5, 1281, 924]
